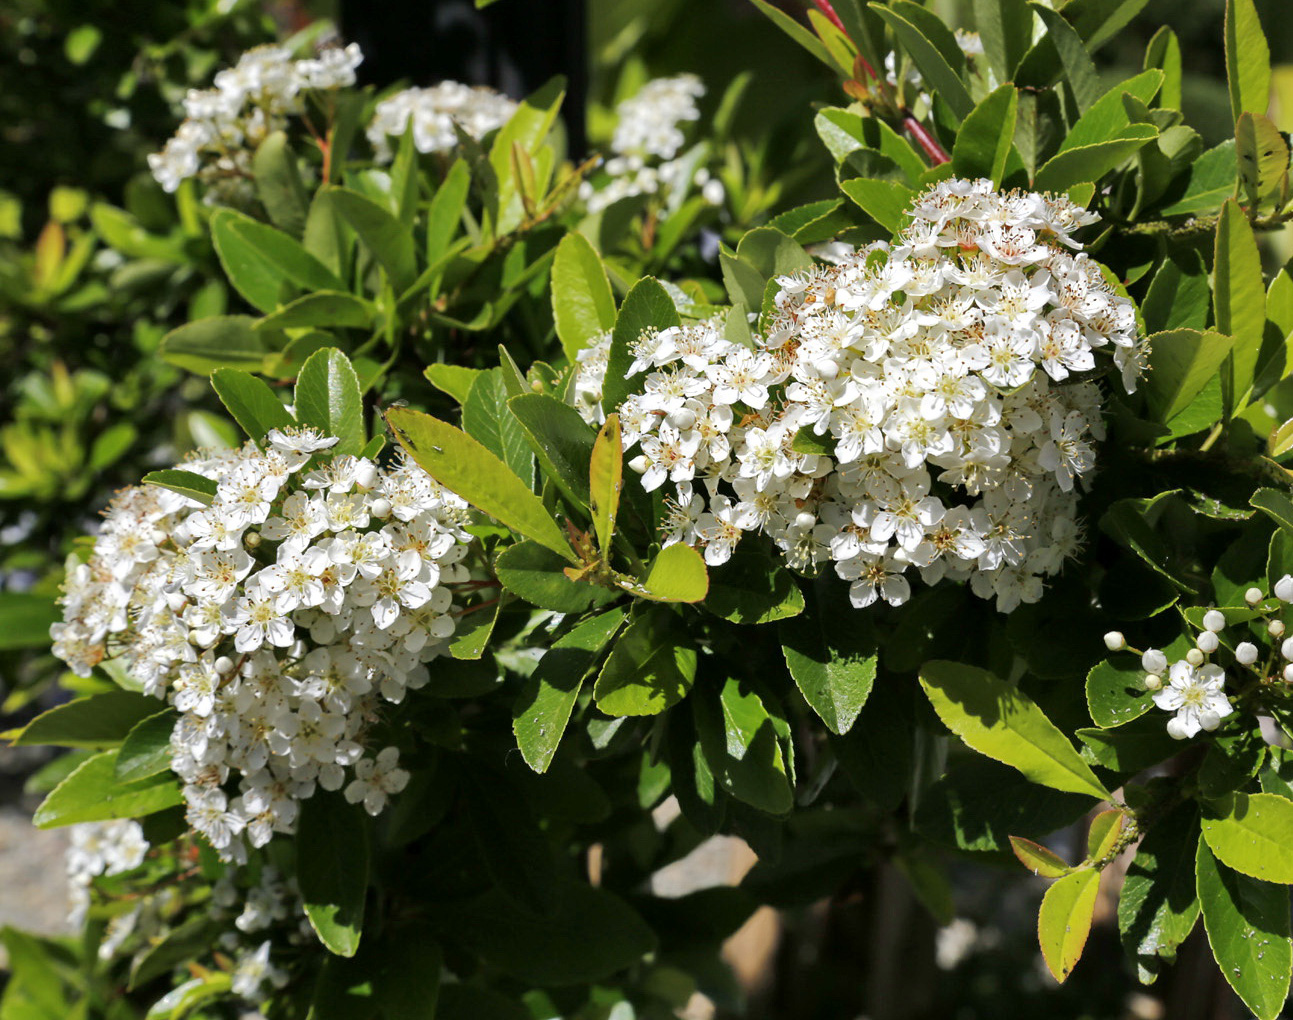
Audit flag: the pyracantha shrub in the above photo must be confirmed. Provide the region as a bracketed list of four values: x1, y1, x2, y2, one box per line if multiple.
[366, 81, 519, 161]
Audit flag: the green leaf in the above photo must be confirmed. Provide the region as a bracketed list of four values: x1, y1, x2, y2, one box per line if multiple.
[513, 608, 627, 772]
[749, 0, 834, 68]
[594, 606, 697, 716]
[297, 792, 369, 956]
[1142, 329, 1236, 425]
[252, 130, 308, 238]
[387, 407, 575, 562]
[33, 749, 182, 827]
[1201, 792, 1293, 884]
[1010, 836, 1072, 878]
[1254, 487, 1293, 535]
[1145, 26, 1183, 110]
[1160, 140, 1238, 216]
[839, 178, 912, 233]
[1119, 801, 1200, 980]
[919, 660, 1112, 801]
[694, 676, 794, 815]
[620, 542, 710, 604]
[462, 763, 558, 914]
[1077, 717, 1180, 775]
[11, 690, 162, 749]
[1200, 729, 1267, 800]
[294, 347, 365, 457]
[1142, 252, 1210, 333]
[705, 544, 805, 625]
[211, 368, 295, 444]
[488, 76, 565, 234]
[1033, 124, 1157, 192]
[463, 370, 533, 488]
[1018, 4, 1102, 113]
[973, 0, 1033, 82]
[142, 469, 217, 506]
[551, 232, 616, 361]
[1215, 198, 1268, 407]
[1038, 868, 1100, 982]
[780, 586, 876, 735]
[507, 392, 595, 509]
[871, 2, 974, 120]
[952, 84, 1019, 186]
[589, 414, 623, 552]
[426, 159, 470, 265]
[0, 592, 59, 650]
[430, 880, 656, 985]
[814, 109, 927, 182]
[1197, 838, 1292, 1020]
[495, 540, 619, 613]
[1063, 0, 1152, 53]
[115, 710, 177, 783]
[1059, 69, 1164, 153]
[603, 277, 681, 414]
[423, 363, 480, 405]
[210, 208, 343, 313]
[256, 291, 375, 332]
[1226, 0, 1272, 125]
[1085, 654, 1153, 728]
[324, 186, 416, 293]
[160, 315, 277, 375]
[1237, 113, 1289, 208]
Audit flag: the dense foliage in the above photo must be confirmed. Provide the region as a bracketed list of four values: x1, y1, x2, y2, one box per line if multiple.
[9, 0, 1293, 1018]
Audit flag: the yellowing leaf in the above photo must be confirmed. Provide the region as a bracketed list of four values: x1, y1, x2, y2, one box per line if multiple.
[1038, 869, 1100, 982]
[589, 415, 623, 553]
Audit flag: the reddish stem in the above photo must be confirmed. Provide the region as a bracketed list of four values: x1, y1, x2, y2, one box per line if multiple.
[811, 0, 847, 34]
[904, 116, 950, 165]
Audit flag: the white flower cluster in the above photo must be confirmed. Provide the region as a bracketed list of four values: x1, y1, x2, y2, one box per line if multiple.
[581, 75, 724, 214]
[577, 179, 1144, 612]
[148, 43, 363, 197]
[66, 820, 149, 927]
[366, 82, 519, 162]
[212, 866, 310, 1001]
[51, 428, 473, 860]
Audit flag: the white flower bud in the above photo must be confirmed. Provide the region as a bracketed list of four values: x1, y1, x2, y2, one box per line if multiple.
[214, 656, 234, 675]
[1236, 641, 1259, 665]
[1141, 648, 1168, 674]
[1196, 631, 1219, 654]
[353, 460, 378, 491]
[628, 454, 649, 475]
[1199, 709, 1222, 732]
[702, 178, 726, 206]
[1166, 717, 1190, 740]
[1283, 636, 1293, 661]
[794, 512, 817, 530]
[814, 359, 840, 380]
[1246, 587, 1265, 606]
[1285, 663, 1293, 683]
[1104, 631, 1126, 651]
[1271, 620, 1287, 639]
[1277, 575, 1293, 602]
[1186, 648, 1205, 667]
[666, 408, 697, 431]
[244, 531, 261, 549]
[369, 498, 392, 519]
[1144, 673, 1162, 691]
[1203, 609, 1226, 633]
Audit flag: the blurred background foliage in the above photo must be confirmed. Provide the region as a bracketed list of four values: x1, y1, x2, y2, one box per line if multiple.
[1, 1, 1292, 1017]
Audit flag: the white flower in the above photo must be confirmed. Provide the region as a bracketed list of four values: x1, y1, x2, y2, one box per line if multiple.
[1153, 661, 1232, 738]
[344, 748, 410, 816]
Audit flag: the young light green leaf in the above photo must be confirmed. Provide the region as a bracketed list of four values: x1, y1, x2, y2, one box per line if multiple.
[552, 232, 616, 361]
[426, 158, 470, 264]
[919, 660, 1112, 801]
[10, 690, 163, 749]
[622, 542, 709, 604]
[1010, 836, 1072, 878]
[423, 364, 480, 405]
[1215, 199, 1268, 408]
[694, 676, 794, 815]
[387, 407, 576, 562]
[294, 347, 365, 457]
[211, 368, 295, 444]
[210, 208, 343, 312]
[507, 392, 595, 511]
[1142, 329, 1235, 425]
[589, 414, 622, 553]
[488, 76, 565, 234]
[780, 589, 877, 735]
[594, 606, 697, 716]
[1201, 791, 1293, 883]
[324, 186, 417, 293]
[1237, 113, 1289, 208]
[252, 130, 308, 238]
[1226, 0, 1272, 125]
[115, 710, 177, 783]
[160, 315, 277, 375]
[1197, 838, 1292, 1020]
[33, 749, 182, 828]
[142, 469, 217, 506]
[297, 792, 369, 957]
[1033, 125, 1158, 192]
[603, 277, 681, 413]
[513, 608, 627, 772]
[839, 178, 912, 233]
[952, 84, 1019, 186]
[495, 540, 618, 614]
[463, 370, 533, 488]
[1144, 26, 1183, 110]
[1038, 868, 1100, 982]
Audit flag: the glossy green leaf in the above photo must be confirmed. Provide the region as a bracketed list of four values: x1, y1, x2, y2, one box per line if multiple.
[210, 208, 343, 313]
[160, 315, 277, 375]
[508, 392, 595, 510]
[973, 0, 1033, 82]
[252, 130, 308, 238]
[603, 277, 681, 413]
[387, 407, 575, 562]
[513, 608, 626, 772]
[1038, 868, 1100, 982]
[115, 710, 178, 783]
[1215, 198, 1268, 408]
[495, 540, 618, 613]
[1142, 329, 1236, 425]
[211, 368, 294, 443]
[1019, 4, 1102, 113]
[33, 749, 182, 828]
[423, 363, 480, 405]
[952, 84, 1018, 186]
[814, 109, 927, 182]
[426, 158, 470, 264]
[11, 690, 162, 749]
[294, 347, 365, 457]
[871, 2, 974, 120]
[839, 177, 912, 233]
[1142, 253, 1210, 334]
[1197, 838, 1292, 1020]
[694, 676, 793, 815]
[1086, 654, 1153, 728]
[780, 588, 876, 735]
[589, 414, 623, 552]
[1033, 124, 1157, 192]
[463, 370, 533, 488]
[1160, 140, 1238, 216]
[621, 542, 710, 604]
[142, 469, 217, 506]
[1059, 69, 1163, 153]
[552, 231, 616, 360]
[297, 792, 369, 956]
[1064, 0, 1151, 53]
[594, 606, 697, 716]
[1201, 792, 1293, 883]
[1145, 26, 1183, 110]
[1226, 0, 1272, 125]
[1118, 801, 1200, 981]
[1010, 836, 1072, 878]
[489, 76, 565, 234]
[919, 660, 1112, 801]
[705, 544, 805, 625]
[1254, 487, 1293, 535]
[256, 291, 375, 332]
[324, 186, 417, 293]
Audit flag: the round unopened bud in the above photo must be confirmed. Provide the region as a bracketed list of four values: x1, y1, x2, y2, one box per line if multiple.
[214, 656, 234, 675]
[1236, 641, 1260, 665]
[1144, 673, 1162, 691]
[1197, 631, 1219, 654]
[1166, 717, 1190, 740]
[353, 460, 378, 491]
[1203, 609, 1226, 633]
[1104, 631, 1126, 652]
[666, 408, 697, 431]
[1277, 574, 1293, 602]
[369, 497, 392, 519]
[1271, 619, 1287, 639]
[243, 531, 261, 550]
[702, 178, 726, 206]
[1246, 587, 1265, 606]
[1283, 636, 1293, 661]
[1186, 648, 1205, 667]
[628, 454, 649, 475]
[1199, 709, 1222, 732]
[814, 359, 840, 380]
[1285, 663, 1293, 683]
[794, 512, 817, 531]
[1142, 648, 1168, 674]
